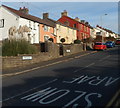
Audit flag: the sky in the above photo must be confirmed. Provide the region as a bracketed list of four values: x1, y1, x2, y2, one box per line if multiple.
[1, 1, 119, 34]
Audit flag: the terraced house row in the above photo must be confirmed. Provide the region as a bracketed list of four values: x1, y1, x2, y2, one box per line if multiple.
[0, 5, 119, 44]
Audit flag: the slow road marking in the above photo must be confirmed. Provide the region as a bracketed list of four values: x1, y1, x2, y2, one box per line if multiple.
[1, 79, 58, 103]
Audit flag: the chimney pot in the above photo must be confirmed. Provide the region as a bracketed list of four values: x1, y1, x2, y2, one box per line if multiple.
[61, 10, 68, 17]
[19, 7, 29, 14]
[43, 13, 49, 19]
[75, 17, 80, 22]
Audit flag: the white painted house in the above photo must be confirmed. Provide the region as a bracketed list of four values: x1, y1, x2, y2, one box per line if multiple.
[0, 5, 48, 44]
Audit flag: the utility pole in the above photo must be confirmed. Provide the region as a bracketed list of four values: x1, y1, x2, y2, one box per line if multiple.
[100, 14, 107, 42]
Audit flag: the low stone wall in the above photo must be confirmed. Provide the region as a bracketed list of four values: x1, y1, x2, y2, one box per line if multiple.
[2, 42, 85, 69]
[2, 52, 59, 69]
[63, 44, 84, 56]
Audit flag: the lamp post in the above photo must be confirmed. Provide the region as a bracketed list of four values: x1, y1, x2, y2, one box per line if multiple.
[100, 14, 108, 42]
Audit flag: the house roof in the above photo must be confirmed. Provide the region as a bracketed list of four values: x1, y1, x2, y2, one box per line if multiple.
[96, 25, 113, 33]
[58, 15, 92, 28]
[2, 5, 54, 27]
[44, 18, 77, 30]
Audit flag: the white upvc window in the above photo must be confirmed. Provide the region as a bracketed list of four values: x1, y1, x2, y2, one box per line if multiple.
[29, 21, 31, 29]
[0, 19, 4, 28]
[33, 22, 36, 30]
[44, 35, 49, 41]
[44, 25, 48, 31]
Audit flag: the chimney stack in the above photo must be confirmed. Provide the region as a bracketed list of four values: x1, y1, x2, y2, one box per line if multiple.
[74, 17, 80, 22]
[43, 13, 49, 19]
[81, 20, 85, 24]
[61, 10, 68, 16]
[19, 7, 29, 14]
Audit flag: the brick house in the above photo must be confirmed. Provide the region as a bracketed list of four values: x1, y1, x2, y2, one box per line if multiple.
[57, 10, 90, 41]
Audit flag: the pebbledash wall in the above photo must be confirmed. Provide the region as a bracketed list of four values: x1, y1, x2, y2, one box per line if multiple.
[2, 42, 85, 69]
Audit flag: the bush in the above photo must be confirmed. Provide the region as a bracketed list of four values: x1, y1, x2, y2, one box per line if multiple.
[74, 39, 81, 44]
[60, 38, 65, 43]
[2, 39, 38, 56]
[48, 38, 54, 42]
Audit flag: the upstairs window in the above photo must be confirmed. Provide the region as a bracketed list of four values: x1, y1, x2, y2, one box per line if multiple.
[64, 21, 69, 26]
[33, 22, 36, 30]
[0, 19, 4, 28]
[73, 24, 77, 28]
[29, 21, 31, 29]
[44, 25, 48, 31]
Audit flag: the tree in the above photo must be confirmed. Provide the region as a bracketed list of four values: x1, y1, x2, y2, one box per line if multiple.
[74, 39, 81, 44]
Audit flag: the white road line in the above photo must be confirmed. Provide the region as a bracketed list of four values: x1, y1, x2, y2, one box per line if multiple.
[1, 51, 97, 77]
[99, 55, 111, 61]
[74, 63, 95, 73]
[0, 79, 58, 103]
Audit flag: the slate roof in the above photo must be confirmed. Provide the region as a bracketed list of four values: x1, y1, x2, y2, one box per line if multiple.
[44, 18, 78, 30]
[2, 5, 54, 27]
[58, 15, 92, 28]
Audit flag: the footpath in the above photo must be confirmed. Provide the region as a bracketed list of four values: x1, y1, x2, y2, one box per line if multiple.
[2, 50, 97, 77]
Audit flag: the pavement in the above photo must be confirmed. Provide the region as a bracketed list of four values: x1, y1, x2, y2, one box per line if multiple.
[2, 50, 97, 77]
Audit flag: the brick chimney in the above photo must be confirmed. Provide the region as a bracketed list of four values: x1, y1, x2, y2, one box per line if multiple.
[61, 10, 68, 16]
[74, 17, 80, 22]
[43, 13, 49, 19]
[81, 20, 85, 24]
[19, 7, 29, 14]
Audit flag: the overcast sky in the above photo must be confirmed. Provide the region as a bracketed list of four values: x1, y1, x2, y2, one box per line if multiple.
[1, 1, 119, 34]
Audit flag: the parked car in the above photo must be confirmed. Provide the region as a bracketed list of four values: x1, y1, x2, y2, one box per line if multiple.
[93, 42, 107, 50]
[115, 40, 120, 45]
[105, 41, 115, 48]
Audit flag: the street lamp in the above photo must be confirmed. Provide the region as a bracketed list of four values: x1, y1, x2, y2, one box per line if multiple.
[100, 14, 108, 42]
[100, 14, 107, 27]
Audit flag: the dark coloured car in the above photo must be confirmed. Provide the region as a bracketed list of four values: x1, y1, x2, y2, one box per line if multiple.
[115, 40, 120, 45]
[93, 42, 107, 51]
[105, 41, 115, 48]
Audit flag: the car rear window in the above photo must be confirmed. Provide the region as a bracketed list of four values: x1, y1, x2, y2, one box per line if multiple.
[95, 43, 102, 45]
[116, 40, 120, 42]
[106, 41, 112, 43]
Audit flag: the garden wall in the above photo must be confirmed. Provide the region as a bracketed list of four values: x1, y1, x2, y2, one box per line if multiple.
[2, 42, 85, 69]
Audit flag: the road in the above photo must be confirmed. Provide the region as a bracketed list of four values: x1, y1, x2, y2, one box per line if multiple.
[1, 46, 120, 108]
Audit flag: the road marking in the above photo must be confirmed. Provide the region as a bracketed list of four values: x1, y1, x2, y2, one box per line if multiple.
[1, 51, 97, 77]
[105, 89, 120, 107]
[0, 79, 58, 103]
[99, 55, 111, 61]
[74, 63, 95, 73]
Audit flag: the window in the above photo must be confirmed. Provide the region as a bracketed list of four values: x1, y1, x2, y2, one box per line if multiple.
[44, 36, 49, 41]
[0, 19, 4, 28]
[33, 22, 36, 30]
[64, 21, 69, 26]
[29, 21, 31, 28]
[58, 25, 61, 31]
[73, 30, 74, 35]
[73, 24, 77, 28]
[44, 25, 48, 31]
[67, 28, 69, 34]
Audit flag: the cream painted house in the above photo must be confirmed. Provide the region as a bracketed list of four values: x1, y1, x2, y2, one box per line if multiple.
[56, 22, 77, 44]
[42, 13, 77, 44]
